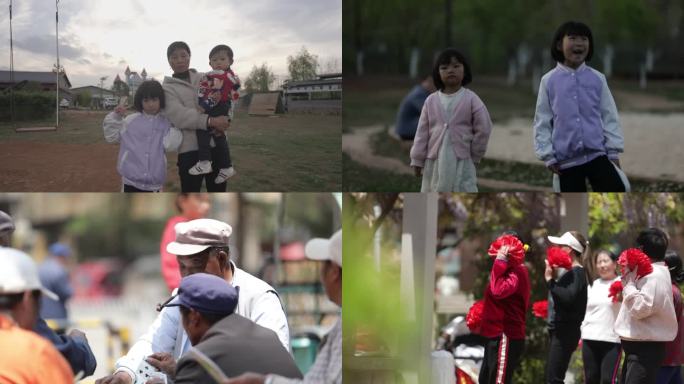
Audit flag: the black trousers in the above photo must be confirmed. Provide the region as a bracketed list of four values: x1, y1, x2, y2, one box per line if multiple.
[559, 155, 626, 192]
[620, 340, 666, 384]
[123, 184, 156, 192]
[196, 130, 232, 168]
[197, 102, 232, 167]
[546, 327, 581, 384]
[582, 339, 621, 384]
[177, 150, 228, 192]
[478, 335, 525, 384]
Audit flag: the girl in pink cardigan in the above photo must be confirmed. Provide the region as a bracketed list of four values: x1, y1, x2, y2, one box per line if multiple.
[409, 48, 492, 192]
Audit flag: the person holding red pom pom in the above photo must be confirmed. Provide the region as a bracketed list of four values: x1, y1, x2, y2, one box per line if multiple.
[657, 251, 684, 384]
[581, 250, 622, 384]
[544, 231, 591, 384]
[614, 228, 678, 384]
[478, 231, 531, 384]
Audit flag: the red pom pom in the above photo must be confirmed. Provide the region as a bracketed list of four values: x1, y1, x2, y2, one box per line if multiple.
[532, 300, 548, 319]
[466, 300, 485, 333]
[608, 280, 623, 302]
[618, 248, 653, 278]
[546, 246, 572, 270]
[487, 234, 525, 266]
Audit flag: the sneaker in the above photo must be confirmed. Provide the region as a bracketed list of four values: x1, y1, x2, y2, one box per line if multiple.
[215, 167, 236, 184]
[189, 161, 212, 175]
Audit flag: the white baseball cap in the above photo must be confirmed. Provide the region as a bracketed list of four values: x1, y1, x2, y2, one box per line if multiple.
[166, 219, 233, 256]
[305, 229, 342, 268]
[0, 247, 58, 301]
[548, 232, 584, 253]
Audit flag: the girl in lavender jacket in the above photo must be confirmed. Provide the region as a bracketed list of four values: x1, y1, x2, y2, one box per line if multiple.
[103, 80, 182, 192]
[534, 21, 628, 192]
[409, 48, 492, 192]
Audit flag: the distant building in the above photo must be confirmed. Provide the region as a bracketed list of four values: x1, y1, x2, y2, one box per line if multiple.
[124, 66, 147, 97]
[0, 70, 73, 104]
[282, 73, 341, 113]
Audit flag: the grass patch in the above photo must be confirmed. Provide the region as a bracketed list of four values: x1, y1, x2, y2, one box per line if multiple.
[343, 153, 420, 192]
[361, 127, 684, 191]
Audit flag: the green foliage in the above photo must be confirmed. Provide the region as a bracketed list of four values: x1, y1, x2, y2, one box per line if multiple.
[76, 91, 92, 108]
[287, 47, 319, 81]
[111, 78, 130, 98]
[344, 0, 682, 75]
[244, 63, 276, 92]
[0, 91, 55, 121]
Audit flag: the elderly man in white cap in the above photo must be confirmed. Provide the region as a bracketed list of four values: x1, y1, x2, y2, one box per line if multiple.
[0, 247, 74, 383]
[224, 229, 343, 384]
[96, 218, 290, 384]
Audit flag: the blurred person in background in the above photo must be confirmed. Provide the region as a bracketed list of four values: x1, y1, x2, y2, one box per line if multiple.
[160, 193, 211, 292]
[657, 251, 684, 384]
[0, 210, 97, 378]
[39, 242, 74, 325]
[580, 250, 622, 384]
[394, 74, 436, 140]
[0, 247, 74, 383]
[223, 229, 342, 384]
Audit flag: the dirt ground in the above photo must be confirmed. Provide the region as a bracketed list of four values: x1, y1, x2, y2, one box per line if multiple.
[0, 110, 341, 192]
[0, 141, 121, 191]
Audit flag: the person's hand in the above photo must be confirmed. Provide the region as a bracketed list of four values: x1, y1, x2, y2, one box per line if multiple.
[496, 245, 509, 261]
[114, 105, 127, 116]
[611, 158, 621, 169]
[67, 328, 87, 342]
[95, 371, 132, 384]
[413, 166, 423, 177]
[209, 115, 230, 134]
[622, 267, 638, 285]
[146, 352, 176, 377]
[222, 373, 266, 384]
[547, 163, 561, 175]
[213, 120, 230, 137]
[544, 260, 553, 282]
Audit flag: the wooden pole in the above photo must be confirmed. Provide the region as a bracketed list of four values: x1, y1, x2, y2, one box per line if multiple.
[55, 0, 60, 127]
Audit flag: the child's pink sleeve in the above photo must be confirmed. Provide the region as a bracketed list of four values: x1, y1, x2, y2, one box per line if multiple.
[471, 96, 492, 163]
[409, 101, 431, 167]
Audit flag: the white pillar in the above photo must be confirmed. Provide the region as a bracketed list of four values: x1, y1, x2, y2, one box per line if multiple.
[402, 193, 438, 383]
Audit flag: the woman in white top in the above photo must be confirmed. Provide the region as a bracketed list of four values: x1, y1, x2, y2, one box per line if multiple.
[581, 250, 621, 384]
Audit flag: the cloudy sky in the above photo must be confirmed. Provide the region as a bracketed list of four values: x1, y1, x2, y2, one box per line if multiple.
[0, 0, 341, 88]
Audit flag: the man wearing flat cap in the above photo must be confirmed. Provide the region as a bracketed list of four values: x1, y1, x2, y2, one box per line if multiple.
[152, 273, 301, 382]
[97, 218, 290, 384]
[225, 229, 343, 384]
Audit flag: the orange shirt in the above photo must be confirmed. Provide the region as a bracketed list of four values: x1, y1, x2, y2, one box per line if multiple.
[0, 314, 74, 384]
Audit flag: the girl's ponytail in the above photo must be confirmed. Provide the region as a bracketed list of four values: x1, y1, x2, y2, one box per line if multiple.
[570, 231, 593, 285]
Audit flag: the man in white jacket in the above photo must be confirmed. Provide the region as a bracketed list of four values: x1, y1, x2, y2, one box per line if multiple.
[614, 228, 677, 384]
[95, 219, 289, 384]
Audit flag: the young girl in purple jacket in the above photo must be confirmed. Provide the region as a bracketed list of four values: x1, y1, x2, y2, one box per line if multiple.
[103, 80, 182, 192]
[533, 21, 628, 192]
[409, 48, 492, 192]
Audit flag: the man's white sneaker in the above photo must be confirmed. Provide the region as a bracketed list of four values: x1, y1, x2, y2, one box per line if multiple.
[215, 167, 236, 184]
[189, 161, 212, 175]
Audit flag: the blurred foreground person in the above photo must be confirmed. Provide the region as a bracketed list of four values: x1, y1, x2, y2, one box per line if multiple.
[224, 229, 342, 384]
[0, 247, 74, 383]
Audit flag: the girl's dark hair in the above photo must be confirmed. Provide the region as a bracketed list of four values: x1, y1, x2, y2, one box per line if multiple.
[550, 21, 594, 63]
[167, 41, 191, 58]
[664, 251, 684, 284]
[432, 48, 472, 90]
[209, 44, 233, 60]
[636, 228, 669, 262]
[175, 193, 190, 213]
[133, 80, 166, 112]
